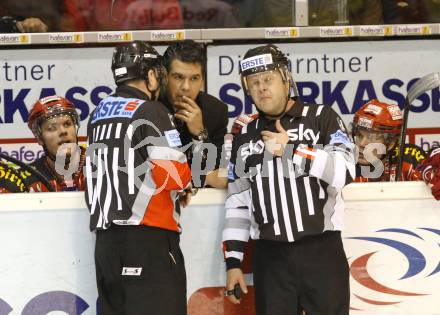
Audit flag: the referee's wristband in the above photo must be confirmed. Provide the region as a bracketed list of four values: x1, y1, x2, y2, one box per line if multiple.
[225, 257, 241, 270]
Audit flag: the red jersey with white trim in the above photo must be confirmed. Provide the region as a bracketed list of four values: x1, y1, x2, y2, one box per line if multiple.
[85, 85, 191, 232]
[26, 147, 86, 192]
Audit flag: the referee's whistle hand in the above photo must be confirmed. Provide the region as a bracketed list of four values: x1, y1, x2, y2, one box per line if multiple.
[261, 120, 288, 156]
[225, 268, 247, 304]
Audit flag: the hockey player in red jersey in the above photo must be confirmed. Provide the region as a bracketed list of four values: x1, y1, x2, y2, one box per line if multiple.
[352, 99, 426, 182]
[417, 147, 440, 200]
[27, 95, 86, 192]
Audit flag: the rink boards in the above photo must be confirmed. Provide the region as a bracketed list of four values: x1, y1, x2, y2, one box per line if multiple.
[0, 182, 439, 315]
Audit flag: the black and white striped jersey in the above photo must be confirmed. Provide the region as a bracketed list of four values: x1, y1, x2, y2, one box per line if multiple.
[222, 98, 355, 269]
[85, 85, 191, 232]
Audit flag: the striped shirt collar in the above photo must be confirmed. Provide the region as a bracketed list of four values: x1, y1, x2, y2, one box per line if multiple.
[258, 97, 304, 128]
[284, 97, 305, 118]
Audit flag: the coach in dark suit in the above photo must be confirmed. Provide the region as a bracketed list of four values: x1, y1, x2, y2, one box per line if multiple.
[161, 40, 229, 190]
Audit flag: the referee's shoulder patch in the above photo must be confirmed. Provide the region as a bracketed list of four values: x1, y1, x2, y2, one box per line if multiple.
[164, 129, 182, 147]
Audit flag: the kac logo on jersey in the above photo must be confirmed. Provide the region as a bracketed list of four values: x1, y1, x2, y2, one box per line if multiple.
[91, 97, 143, 123]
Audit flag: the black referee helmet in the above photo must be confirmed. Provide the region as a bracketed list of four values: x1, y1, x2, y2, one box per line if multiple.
[111, 41, 166, 87]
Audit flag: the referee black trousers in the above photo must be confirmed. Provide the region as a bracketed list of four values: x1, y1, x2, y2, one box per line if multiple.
[253, 231, 349, 315]
[94, 225, 187, 315]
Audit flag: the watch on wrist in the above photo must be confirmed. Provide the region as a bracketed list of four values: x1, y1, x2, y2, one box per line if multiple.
[194, 128, 209, 141]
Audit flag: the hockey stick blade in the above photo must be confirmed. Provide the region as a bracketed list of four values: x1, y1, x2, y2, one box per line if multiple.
[396, 72, 440, 181]
[407, 72, 440, 105]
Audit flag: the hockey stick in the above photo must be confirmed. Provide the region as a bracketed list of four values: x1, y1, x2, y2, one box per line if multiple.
[0, 153, 55, 192]
[396, 72, 440, 181]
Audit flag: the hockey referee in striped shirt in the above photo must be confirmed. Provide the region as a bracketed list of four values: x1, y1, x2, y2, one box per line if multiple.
[222, 44, 356, 315]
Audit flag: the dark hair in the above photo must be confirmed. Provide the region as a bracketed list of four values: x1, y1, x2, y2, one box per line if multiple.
[163, 40, 206, 75]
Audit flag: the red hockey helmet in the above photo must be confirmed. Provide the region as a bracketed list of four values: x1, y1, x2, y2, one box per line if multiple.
[28, 96, 79, 139]
[353, 99, 402, 135]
